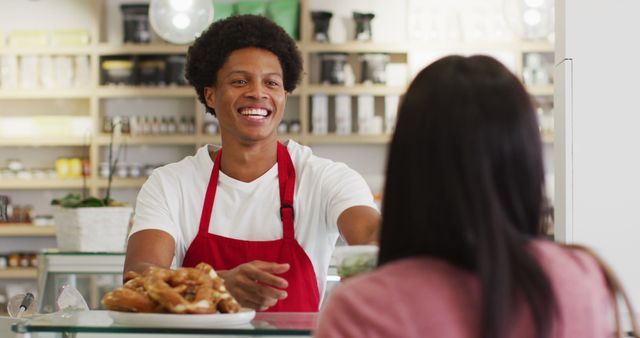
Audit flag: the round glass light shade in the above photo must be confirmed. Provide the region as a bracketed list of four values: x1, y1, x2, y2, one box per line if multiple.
[502, 0, 554, 39]
[149, 0, 214, 44]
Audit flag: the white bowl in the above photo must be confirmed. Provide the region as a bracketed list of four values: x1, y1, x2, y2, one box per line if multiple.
[332, 245, 379, 279]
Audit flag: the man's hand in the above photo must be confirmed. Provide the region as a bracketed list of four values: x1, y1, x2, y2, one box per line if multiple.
[218, 260, 290, 311]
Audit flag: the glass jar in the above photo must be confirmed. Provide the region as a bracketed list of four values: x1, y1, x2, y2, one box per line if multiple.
[99, 162, 110, 178]
[116, 163, 128, 178]
[7, 253, 20, 268]
[68, 158, 83, 178]
[55, 158, 70, 178]
[128, 163, 142, 178]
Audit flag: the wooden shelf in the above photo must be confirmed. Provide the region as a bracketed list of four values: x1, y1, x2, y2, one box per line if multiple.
[0, 0, 557, 209]
[306, 134, 391, 144]
[0, 179, 85, 189]
[95, 134, 197, 145]
[527, 84, 554, 97]
[306, 84, 405, 96]
[0, 89, 92, 99]
[0, 45, 92, 55]
[96, 177, 147, 188]
[96, 86, 194, 98]
[196, 134, 222, 145]
[0, 268, 38, 279]
[518, 40, 555, 53]
[278, 133, 303, 143]
[0, 136, 89, 146]
[303, 40, 553, 54]
[306, 132, 552, 145]
[303, 42, 411, 53]
[0, 225, 55, 237]
[97, 43, 188, 55]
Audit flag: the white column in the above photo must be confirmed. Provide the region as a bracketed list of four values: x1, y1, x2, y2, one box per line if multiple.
[555, 0, 640, 308]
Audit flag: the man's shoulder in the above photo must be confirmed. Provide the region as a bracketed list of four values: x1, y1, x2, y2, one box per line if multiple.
[286, 140, 345, 173]
[149, 145, 209, 182]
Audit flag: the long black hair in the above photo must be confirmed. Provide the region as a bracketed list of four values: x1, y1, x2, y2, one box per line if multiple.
[378, 55, 554, 338]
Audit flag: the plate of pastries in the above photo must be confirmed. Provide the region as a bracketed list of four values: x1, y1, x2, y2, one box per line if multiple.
[102, 263, 255, 327]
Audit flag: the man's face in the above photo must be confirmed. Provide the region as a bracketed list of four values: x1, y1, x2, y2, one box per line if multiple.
[204, 47, 287, 145]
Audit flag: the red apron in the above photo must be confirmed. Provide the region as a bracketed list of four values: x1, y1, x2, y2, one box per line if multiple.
[182, 142, 320, 312]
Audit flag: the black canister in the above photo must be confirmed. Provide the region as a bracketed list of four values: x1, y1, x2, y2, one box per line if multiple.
[121, 4, 151, 44]
[0, 195, 9, 222]
[138, 58, 166, 86]
[353, 12, 375, 41]
[166, 55, 188, 86]
[360, 53, 389, 84]
[311, 11, 333, 42]
[320, 53, 348, 85]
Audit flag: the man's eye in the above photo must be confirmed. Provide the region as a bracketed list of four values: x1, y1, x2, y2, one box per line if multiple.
[232, 79, 247, 85]
[266, 80, 281, 87]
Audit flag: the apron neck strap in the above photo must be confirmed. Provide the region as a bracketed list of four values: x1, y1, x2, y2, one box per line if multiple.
[199, 143, 296, 239]
[198, 148, 223, 236]
[277, 142, 295, 240]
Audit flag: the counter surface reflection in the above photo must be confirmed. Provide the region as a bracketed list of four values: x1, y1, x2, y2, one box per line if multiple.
[12, 310, 317, 336]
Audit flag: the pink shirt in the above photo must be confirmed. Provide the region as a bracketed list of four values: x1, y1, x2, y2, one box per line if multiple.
[315, 240, 611, 338]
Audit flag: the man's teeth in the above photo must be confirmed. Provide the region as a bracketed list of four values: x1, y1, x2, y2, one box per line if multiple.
[240, 108, 268, 117]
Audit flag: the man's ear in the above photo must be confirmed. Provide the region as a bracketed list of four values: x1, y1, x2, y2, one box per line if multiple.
[204, 86, 216, 108]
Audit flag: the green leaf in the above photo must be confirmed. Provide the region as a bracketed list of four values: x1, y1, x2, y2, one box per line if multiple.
[51, 194, 113, 208]
[78, 197, 105, 207]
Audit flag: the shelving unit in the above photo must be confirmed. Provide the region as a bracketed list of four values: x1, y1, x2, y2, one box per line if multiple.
[0, 0, 555, 213]
[0, 1, 557, 300]
[306, 84, 406, 96]
[0, 225, 56, 237]
[0, 268, 38, 279]
[0, 179, 86, 190]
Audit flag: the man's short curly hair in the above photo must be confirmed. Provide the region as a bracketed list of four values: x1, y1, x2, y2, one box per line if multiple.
[185, 15, 303, 114]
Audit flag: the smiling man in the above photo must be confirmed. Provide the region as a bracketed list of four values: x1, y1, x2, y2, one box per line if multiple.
[124, 15, 380, 312]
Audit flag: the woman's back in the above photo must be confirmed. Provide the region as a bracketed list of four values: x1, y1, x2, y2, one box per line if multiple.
[315, 240, 611, 338]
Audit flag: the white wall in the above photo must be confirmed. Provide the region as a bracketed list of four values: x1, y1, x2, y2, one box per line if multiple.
[555, 0, 640, 308]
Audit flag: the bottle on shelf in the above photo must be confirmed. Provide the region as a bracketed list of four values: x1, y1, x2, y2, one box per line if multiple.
[142, 117, 152, 135]
[178, 116, 189, 134]
[103, 117, 113, 133]
[121, 117, 131, 134]
[159, 117, 169, 134]
[130, 116, 141, 135]
[151, 117, 161, 134]
[188, 117, 196, 134]
[167, 117, 177, 134]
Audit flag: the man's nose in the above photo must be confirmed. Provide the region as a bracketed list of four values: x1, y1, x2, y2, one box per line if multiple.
[245, 82, 268, 99]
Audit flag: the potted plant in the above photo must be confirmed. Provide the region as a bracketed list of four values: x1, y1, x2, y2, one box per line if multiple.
[51, 122, 133, 252]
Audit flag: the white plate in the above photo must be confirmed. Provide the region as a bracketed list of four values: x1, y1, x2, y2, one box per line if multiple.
[108, 308, 256, 328]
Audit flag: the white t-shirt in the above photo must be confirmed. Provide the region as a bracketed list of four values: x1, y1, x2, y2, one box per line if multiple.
[131, 140, 377, 299]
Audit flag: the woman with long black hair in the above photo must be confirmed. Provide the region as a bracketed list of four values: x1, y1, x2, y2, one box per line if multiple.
[315, 55, 638, 338]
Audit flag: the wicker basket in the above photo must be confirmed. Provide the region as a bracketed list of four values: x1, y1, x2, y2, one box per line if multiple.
[53, 207, 133, 252]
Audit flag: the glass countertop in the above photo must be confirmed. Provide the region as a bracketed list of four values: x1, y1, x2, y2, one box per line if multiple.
[12, 310, 317, 336]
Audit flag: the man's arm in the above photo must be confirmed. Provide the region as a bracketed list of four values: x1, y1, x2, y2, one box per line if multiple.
[124, 229, 287, 310]
[123, 229, 175, 278]
[337, 205, 381, 245]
